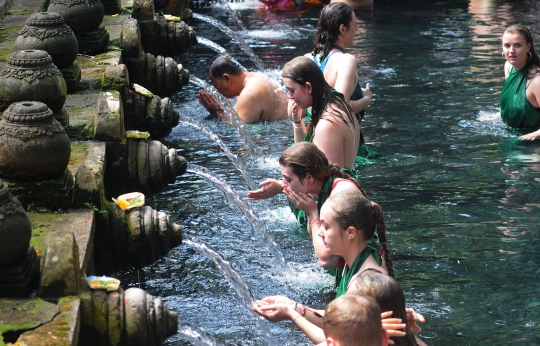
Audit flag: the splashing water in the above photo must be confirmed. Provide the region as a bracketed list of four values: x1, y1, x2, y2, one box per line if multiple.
[192, 13, 265, 71]
[175, 321, 222, 346]
[178, 120, 273, 212]
[196, 37, 247, 71]
[184, 235, 277, 346]
[217, 0, 247, 31]
[187, 164, 288, 270]
[190, 75, 262, 159]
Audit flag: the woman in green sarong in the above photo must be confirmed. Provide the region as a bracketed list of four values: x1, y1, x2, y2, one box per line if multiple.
[500, 25, 540, 141]
[251, 190, 398, 344]
[282, 56, 360, 170]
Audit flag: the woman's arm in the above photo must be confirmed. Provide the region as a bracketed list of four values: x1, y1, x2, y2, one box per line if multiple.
[247, 179, 283, 200]
[253, 296, 326, 343]
[520, 73, 540, 141]
[333, 54, 371, 114]
[349, 83, 372, 113]
[332, 54, 358, 104]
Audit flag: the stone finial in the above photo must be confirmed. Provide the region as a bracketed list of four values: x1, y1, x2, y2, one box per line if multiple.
[14, 12, 79, 69]
[0, 50, 67, 113]
[0, 101, 71, 181]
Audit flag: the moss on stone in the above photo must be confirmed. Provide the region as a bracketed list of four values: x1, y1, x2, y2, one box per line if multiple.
[109, 38, 121, 48]
[27, 212, 63, 255]
[0, 27, 20, 66]
[0, 298, 58, 342]
[68, 143, 90, 168]
[8, 9, 37, 16]
[101, 72, 126, 92]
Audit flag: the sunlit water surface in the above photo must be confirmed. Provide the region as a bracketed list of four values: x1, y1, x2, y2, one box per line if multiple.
[119, 0, 540, 345]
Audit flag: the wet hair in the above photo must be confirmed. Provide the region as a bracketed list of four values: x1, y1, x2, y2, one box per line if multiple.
[325, 190, 394, 278]
[323, 294, 383, 346]
[504, 25, 540, 77]
[281, 56, 355, 140]
[349, 271, 419, 346]
[210, 55, 244, 78]
[279, 142, 366, 196]
[311, 2, 354, 61]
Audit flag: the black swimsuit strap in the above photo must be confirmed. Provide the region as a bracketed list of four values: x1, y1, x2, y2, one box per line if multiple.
[331, 44, 346, 53]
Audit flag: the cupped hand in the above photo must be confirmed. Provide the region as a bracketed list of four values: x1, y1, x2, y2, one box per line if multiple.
[251, 295, 296, 323]
[247, 179, 282, 200]
[283, 186, 317, 214]
[197, 90, 220, 115]
[405, 308, 425, 333]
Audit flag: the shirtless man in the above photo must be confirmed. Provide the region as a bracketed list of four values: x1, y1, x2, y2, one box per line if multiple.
[197, 55, 289, 123]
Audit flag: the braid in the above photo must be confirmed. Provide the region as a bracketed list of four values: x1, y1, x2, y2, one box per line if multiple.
[372, 202, 394, 278]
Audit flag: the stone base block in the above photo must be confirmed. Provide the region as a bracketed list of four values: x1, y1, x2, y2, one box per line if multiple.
[60, 62, 82, 93]
[76, 25, 110, 54]
[0, 245, 40, 298]
[17, 297, 81, 346]
[6, 171, 73, 211]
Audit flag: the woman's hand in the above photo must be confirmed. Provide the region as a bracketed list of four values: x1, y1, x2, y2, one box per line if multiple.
[405, 308, 425, 333]
[283, 186, 317, 214]
[518, 129, 540, 141]
[381, 311, 406, 344]
[361, 82, 372, 106]
[252, 296, 296, 323]
[288, 99, 302, 122]
[247, 179, 282, 200]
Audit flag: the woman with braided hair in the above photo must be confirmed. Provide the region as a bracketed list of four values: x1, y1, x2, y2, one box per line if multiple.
[317, 189, 393, 296]
[251, 188, 400, 345]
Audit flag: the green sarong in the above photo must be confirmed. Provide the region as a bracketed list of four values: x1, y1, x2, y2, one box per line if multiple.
[335, 244, 382, 297]
[500, 67, 540, 129]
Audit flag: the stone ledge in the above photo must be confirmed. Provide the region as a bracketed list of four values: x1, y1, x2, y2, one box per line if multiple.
[28, 208, 95, 276]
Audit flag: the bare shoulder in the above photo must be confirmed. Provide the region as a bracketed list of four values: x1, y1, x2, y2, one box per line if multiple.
[246, 72, 281, 92]
[331, 52, 357, 66]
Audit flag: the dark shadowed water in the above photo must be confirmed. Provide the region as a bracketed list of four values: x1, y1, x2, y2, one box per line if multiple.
[119, 0, 540, 344]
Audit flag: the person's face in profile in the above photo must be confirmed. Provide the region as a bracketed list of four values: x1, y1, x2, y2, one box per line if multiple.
[209, 69, 236, 98]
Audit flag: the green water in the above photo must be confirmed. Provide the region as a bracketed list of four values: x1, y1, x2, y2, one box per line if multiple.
[121, 0, 540, 344]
